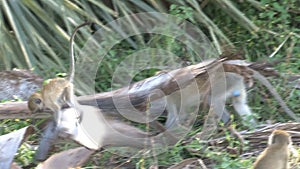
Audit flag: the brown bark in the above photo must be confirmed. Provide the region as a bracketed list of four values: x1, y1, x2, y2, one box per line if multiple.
[0, 59, 222, 119]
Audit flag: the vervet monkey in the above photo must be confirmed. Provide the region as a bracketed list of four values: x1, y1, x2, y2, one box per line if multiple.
[165, 68, 299, 130]
[225, 60, 299, 121]
[165, 72, 255, 129]
[28, 22, 92, 126]
[34, 22, 93, 161]
[253, 130, 291, 169]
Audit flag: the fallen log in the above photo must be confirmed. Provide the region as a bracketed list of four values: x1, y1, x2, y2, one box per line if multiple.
[0, 58, 287, 120]
[0, 59, 222, 119]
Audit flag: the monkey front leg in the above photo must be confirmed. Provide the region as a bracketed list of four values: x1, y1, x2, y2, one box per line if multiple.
[46, 98, 62, 128]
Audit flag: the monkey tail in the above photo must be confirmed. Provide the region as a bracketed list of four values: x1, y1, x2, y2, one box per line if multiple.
[68, 22, 94, 82]
[253, 70, 299, 121]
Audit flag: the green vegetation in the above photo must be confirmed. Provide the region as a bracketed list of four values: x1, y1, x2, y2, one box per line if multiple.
[0, 0, 299, 168]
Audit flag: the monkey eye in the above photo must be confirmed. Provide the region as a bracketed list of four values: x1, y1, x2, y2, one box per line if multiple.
[34, 98, 42, 104]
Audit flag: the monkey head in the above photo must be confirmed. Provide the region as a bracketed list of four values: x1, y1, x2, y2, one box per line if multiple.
[268, 130, 291, 146]
[28, 92, 44, 113]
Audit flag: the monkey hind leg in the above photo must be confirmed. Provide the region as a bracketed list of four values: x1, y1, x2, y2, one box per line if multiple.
[63, 85, 78, 107]
[63, 86, 82, 123]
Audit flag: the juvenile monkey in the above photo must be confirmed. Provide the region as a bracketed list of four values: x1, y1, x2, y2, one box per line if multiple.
[28, 22, 92, 125]
[34, 23, 93, 161]
[253, 130, 291, 169]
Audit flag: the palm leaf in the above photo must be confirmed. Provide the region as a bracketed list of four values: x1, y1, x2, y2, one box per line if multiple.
[0, 0, 264, 93]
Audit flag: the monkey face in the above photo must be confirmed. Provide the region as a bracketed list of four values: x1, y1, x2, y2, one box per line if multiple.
[28, 92, 44, 113]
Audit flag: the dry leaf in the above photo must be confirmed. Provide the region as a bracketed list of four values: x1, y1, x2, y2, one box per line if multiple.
[36, 147, 94, 169]
[0, 126, 34, 169]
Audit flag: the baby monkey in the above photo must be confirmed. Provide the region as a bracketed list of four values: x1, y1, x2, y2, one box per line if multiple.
[28, 22, 92, 125]
[253, 130, 291, 169]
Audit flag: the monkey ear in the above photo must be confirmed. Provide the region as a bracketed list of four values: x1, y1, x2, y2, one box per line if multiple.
[34, 98, 42, 105]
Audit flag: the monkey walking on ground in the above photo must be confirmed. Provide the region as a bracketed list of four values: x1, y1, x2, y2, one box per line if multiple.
[164, 72, 256, 130]
[253, 130, 294, 169]
[164, 67, 299, 133]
